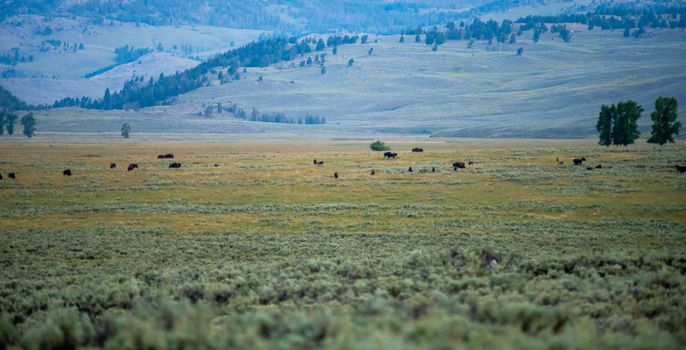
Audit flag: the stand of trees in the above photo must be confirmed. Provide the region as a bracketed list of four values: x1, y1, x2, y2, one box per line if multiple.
[223, 102, 325, 125]
[597, 97, 681, 146]
[517, 3, 686, 39]
[55, 35, 355, 111]
[85, 45, 152, 78]
[0, 111, 36, 137]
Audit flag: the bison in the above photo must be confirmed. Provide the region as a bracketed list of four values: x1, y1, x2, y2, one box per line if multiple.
[127, 164, 138, 171]
[383, 152, 398, 159]
[313, 159, 324, 165]
[432, 167, 436, 173]
[334, 172, 339, 179]
[408, 167, 413, 173]
[0, 173, 3, 180]
[676, 165, 686, 173]
[157, 153, 174, 159]
[63, 169, 72, 176]
[371, 169, 376, 175]
[169, 162, 182, 169]
[586, 167, 593, 171]
[573, 157, 586, 166]
[8, 172, 15, 179]
[453, 162, 466, 170]
[411, 147, 424, 153]
[595, 164, 602, 169]
[110, 163, 117, 169]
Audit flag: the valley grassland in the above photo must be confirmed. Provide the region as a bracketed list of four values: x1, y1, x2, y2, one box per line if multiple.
[1, 139, 685, 348]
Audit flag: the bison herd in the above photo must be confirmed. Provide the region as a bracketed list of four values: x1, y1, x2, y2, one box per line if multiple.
[2, 147, 685, 183]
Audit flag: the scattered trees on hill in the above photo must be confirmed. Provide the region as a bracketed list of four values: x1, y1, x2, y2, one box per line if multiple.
[348, 59, 354, 67]
[121, 122, 131, 138]
[648, 97, 681, 145]
[596, 100, 643, 146]
[20, 113, 36, 138]
[55, 35, 358, 111]
[516, 47, 524, 56]
[370, 140, 390, 151]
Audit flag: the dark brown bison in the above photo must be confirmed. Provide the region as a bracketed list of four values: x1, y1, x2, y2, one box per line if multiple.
[453, 162, 466, 170]
[334, 172, 339, 179]
[214, 164, 219, 167]
[676, 165, 686, 173]
[8, 172, 15, 179]
[383, 152, 398, 159]
[63, 169, 72, 176]
[169, 162, 182, 169]
[432, 167, 436, 173]
[408, 167, 413, 172]
[0, 173, 3, 180]
[127, 164, 138, 171]
[573, 157, 586, 166]
[468, 161, 474, 165]
[371, 169, 376, 175]
[595, 164, 602, 169]
[313, 159, 324, 165]
[110, 163, 117, 169]
[586, 167, 593, 171]
[157, 153, 174, 159]
[411, 147, 424, 153]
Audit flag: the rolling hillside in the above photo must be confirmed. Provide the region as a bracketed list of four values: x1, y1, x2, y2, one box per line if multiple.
[26, 27, 686, 139]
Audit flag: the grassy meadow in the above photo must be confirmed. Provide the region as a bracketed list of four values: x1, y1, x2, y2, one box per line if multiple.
[1, 138, 685, 348]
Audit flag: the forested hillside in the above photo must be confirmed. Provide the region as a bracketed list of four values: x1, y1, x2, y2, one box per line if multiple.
[1, 0, 554, 33]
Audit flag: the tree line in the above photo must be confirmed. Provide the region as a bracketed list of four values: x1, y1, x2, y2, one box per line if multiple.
[54, 35, 355, 111]
[517, 3, 686, 39]
[223, 102, 325, 125]
[596, 97, 681, 146]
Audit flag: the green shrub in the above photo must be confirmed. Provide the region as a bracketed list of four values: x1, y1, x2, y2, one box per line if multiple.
[370, 140, 390, 151]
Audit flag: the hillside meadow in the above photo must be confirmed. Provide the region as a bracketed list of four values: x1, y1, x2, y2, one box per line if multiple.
[0, 138, 685, 348]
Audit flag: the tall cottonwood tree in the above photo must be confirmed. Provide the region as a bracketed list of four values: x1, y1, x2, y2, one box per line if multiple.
[612, 100, 643, 146]
[647, 97, 681, 145]
[596, 104, 615, 146]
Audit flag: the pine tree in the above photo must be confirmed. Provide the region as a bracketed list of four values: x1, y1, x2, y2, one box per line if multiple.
[399, 34, 405, 43]
[316, 38, 325, 51]
[596, 104, 615, 146]
[103, 88, 111, 110]
[20, 113, 36, 138]
[415, 34, 420, 42]
[647, 97, 681, 145]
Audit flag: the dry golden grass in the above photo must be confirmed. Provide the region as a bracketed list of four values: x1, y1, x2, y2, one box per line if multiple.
[1, 138, 684, 234]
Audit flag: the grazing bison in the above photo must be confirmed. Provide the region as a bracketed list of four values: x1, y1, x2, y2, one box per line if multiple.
[127, 164, 138, 171]
[0, 173, 3, 180]
[586, 167, 593, 171]
[334, 172, 339, 179]
[408, 167, 413, 173]
[169, 162, 182, 169]
[157, 153, 174, 159]
[110, 163, 117, 169]
[214, 164, 219, 167]
[468, 161, 474, 165]
[313, 159, 324, 165]
[383, 152, 398, 159]
[573, 157, 586, 166]
[411, 147, 424, 153]
[452, 162, 466, 170]
[371, 169, 376, 175]
[63, 169, 72, 176]
[8, 172, 15, 179]
[432, 167, 436, 173]
[676, 165, 686, 173]
[595, 164, 602, 169]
